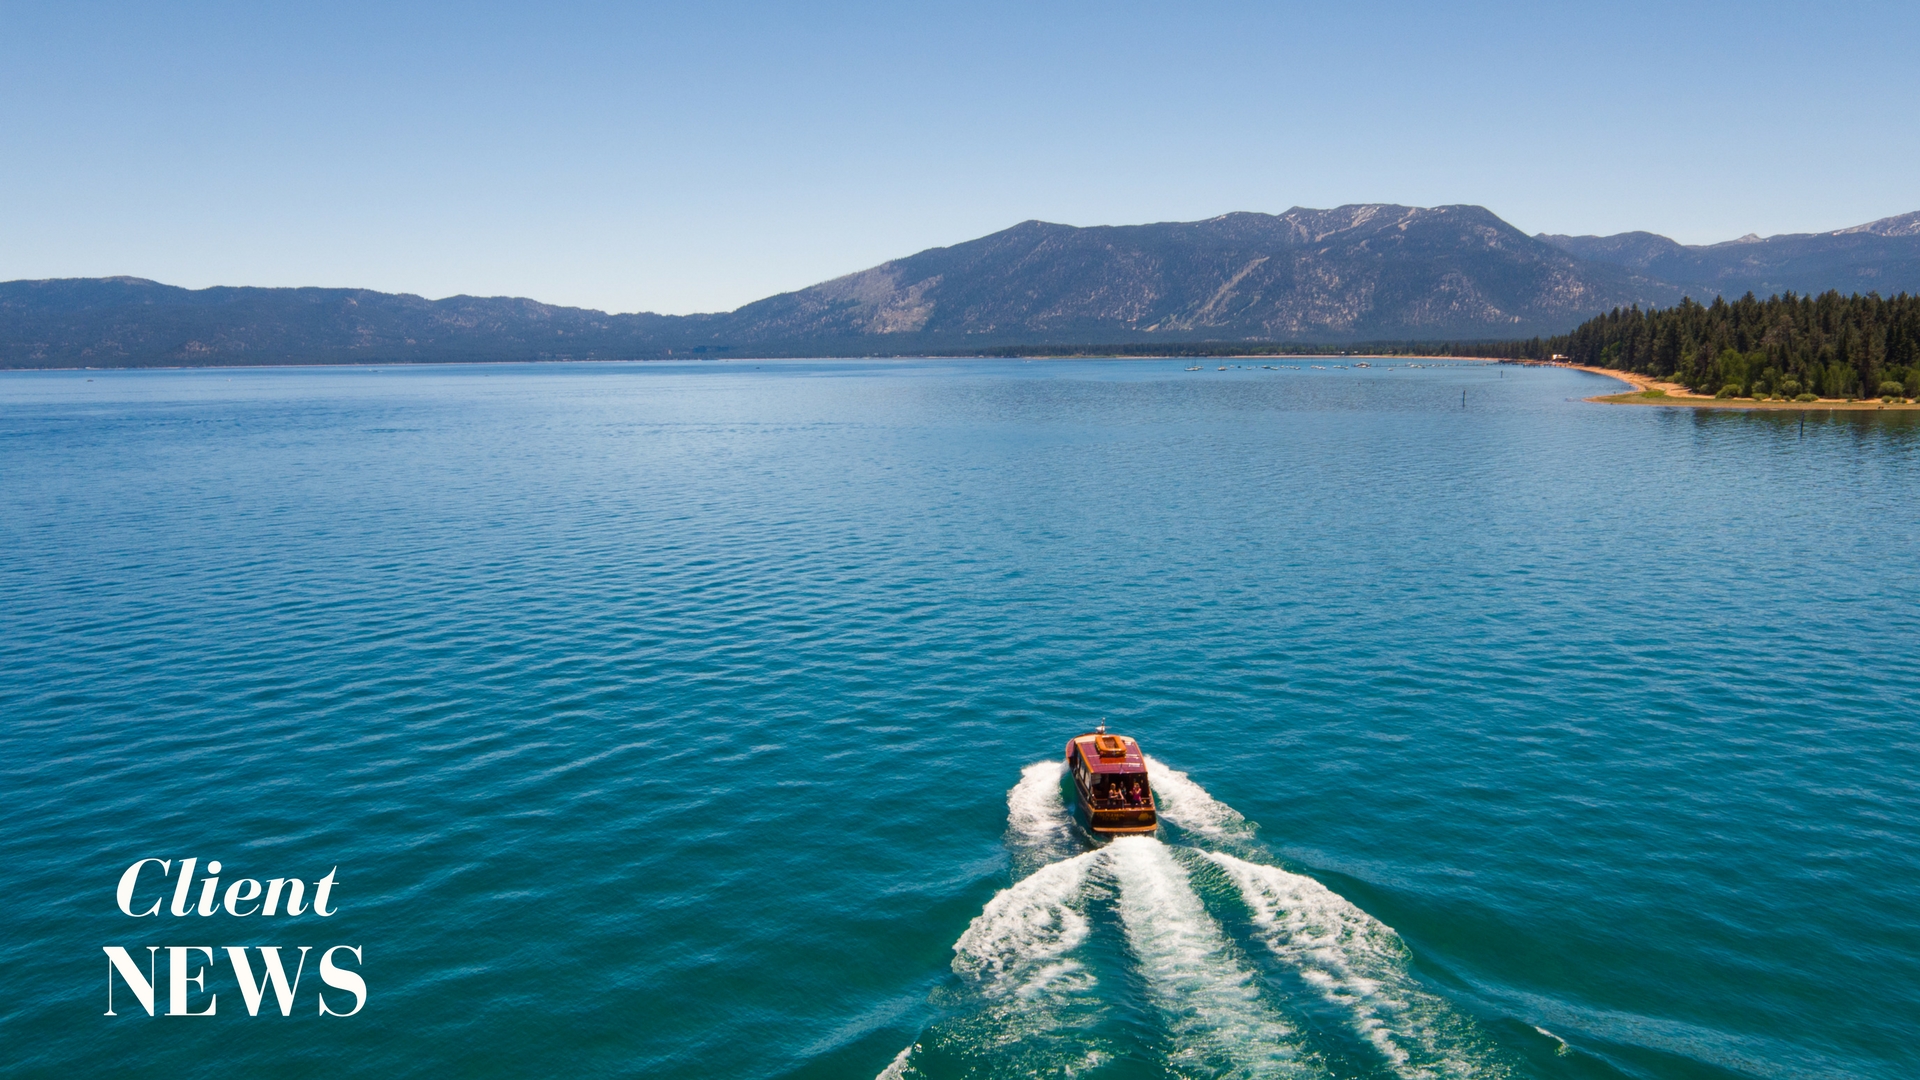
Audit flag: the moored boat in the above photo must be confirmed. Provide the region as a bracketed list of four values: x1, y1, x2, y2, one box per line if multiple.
[1063, 724, 1158, 835]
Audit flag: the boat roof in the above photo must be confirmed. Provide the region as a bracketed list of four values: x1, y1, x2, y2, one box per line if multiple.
[1072, 734, 1148, 774]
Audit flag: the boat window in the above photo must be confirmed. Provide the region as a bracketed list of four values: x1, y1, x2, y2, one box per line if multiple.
[1086, 772, 1152, 807]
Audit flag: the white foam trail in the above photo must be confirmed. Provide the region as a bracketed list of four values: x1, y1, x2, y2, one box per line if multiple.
[953, 850, 1099, 1000]
[1106, 836, 1319, 1079]
[1144, 754, 1257, 845]
[874, 1043, 916, 1080]
[1006, 759, 1075, 869]
[934, 851, 1111, 1073]
[1205, 852, 1507, 1080]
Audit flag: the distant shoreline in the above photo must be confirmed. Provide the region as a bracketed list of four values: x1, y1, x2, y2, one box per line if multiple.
[0, 353, 1507, 374]
[12, 355, 1918, 414]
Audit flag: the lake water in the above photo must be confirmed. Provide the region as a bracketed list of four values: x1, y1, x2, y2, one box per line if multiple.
[2, 359, 1916, 1080]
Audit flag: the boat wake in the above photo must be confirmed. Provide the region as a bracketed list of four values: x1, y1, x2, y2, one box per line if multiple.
[1107, 835, 1318, 1079]
[882, 760, 1511, 1080]
[1207, 852, 1507, 1078]
[1005, 759, 1078, 873]
[1143, 754, 1259, 849]
[953, 849, 1097, 1000]
[933, 849, 1116, 1072]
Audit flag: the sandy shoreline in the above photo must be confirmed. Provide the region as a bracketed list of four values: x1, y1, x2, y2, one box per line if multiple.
[1560, 364, 1920, 411]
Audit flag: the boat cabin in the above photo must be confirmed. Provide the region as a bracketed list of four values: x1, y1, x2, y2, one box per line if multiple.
[1063, 729, 1158, 835]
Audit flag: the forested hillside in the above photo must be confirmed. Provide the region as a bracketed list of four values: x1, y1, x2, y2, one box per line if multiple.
[1545, 291, 1920, 399]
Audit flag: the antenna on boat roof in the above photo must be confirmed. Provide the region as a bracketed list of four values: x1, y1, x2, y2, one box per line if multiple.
[1095, 719, 1107, 735]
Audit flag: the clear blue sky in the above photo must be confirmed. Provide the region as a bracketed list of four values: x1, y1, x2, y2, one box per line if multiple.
[3, 1, 1916, 314]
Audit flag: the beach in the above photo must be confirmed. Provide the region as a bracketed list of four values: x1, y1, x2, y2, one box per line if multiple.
[1566, 364, 1920, 410]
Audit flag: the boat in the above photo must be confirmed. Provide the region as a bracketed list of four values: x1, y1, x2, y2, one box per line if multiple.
[1063, 724, 1158, 834]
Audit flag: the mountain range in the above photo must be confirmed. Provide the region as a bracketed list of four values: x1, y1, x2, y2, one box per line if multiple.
[1538, 210, 1920, 301]
[4, 205, 1918, 367]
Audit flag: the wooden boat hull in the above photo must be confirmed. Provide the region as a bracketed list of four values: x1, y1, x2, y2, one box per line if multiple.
[1063, 732, 1159, 835]
[1074, 793, 1159, 835]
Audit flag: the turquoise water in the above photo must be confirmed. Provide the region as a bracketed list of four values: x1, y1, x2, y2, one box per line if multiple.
[2, 359, 1916, 1080]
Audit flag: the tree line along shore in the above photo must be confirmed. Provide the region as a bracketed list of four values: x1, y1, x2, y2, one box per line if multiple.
[1483, 291, 1920, 404]
[944, 290, 1920, 407]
